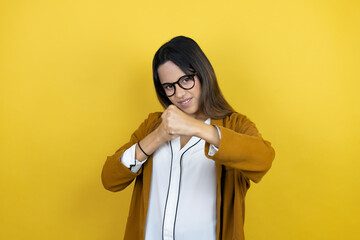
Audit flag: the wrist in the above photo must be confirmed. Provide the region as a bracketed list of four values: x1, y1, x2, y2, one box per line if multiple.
[154, 127, 168, 144]
[193, 120, 208, 138]
[195, 122, 220, 147]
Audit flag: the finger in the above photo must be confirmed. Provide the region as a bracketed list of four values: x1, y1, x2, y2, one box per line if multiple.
[168, 104, 176, 110]
[161, 109, 169, 119]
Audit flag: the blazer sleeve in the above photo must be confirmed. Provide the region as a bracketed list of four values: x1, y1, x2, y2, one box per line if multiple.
[204, 113, 275, 183]
[101, 112, 161, 192]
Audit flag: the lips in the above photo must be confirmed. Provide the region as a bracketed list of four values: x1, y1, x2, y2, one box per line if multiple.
[178, 98, 192, 107]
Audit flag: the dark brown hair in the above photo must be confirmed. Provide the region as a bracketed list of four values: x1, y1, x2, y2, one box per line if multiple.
[152, 36, 234, 119]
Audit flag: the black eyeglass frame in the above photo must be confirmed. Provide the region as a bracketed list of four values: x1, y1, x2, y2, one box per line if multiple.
[160, 73, 197, 97]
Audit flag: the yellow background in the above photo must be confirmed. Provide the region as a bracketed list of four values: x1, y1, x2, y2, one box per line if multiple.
[1, 0, 359, 239]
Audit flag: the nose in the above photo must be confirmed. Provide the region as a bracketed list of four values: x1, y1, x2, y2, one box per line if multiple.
[174, 83, 186, 98]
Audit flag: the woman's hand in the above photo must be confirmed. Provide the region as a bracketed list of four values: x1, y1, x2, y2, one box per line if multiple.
[136, 105, 220, 161]
[156, 105, 200, 141]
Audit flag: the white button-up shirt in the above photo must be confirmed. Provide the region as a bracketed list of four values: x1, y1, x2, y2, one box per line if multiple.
[121, 119, 220, 240]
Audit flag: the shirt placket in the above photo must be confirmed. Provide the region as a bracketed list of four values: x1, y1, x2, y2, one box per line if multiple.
[162, 139, 183, 240]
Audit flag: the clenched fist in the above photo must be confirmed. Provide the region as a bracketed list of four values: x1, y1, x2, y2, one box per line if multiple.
[156, 105, 200, 142]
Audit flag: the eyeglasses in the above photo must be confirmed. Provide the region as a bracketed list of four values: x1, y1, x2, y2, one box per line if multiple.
[161, 73, 196, 97]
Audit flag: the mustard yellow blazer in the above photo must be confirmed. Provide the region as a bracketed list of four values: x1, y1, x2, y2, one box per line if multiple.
[102, 112, 275, 240]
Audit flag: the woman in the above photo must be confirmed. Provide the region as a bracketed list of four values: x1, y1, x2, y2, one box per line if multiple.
[102, 36, 275, 240]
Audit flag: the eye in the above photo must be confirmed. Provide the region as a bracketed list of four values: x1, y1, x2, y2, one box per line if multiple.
[163, 84, 173, 90]
[180, 78, 191, 84]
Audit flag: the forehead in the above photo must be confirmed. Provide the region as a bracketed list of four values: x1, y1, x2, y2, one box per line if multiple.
[157, 61, 186, 84]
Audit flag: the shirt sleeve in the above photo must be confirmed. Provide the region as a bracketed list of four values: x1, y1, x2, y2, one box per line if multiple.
[208, 125, 221, 156]
[120, 143, 148, 173]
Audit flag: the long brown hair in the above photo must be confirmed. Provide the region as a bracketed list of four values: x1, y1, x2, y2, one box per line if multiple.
[152, 36, 234, 119]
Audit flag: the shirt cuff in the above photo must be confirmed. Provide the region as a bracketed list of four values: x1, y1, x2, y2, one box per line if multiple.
[208, 125, 221, 156]
[120, 143, 148, 173]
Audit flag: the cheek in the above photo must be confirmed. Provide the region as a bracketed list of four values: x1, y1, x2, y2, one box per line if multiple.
[168, 96, 177, 105]
[194, 83, 202, 98]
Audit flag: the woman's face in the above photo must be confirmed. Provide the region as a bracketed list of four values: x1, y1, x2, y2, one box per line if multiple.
[157, 61, 204, 120]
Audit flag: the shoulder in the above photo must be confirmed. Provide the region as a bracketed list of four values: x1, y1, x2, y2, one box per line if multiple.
[131, 112, 163, 140]
[141, 111, 163, 132]
[222, 112, 251, 126]
[146, 112, 163, 122]
[222, 112, 260, 136]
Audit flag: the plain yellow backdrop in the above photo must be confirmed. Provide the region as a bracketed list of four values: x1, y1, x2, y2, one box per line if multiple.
[1, 0, 359, 239]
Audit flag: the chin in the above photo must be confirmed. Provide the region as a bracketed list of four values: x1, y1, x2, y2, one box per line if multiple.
[185, 109, 200, 117]
[174, 102, 200, 117]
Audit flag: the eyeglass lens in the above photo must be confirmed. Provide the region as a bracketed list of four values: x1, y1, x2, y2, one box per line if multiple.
[162, 75, 195, 97]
